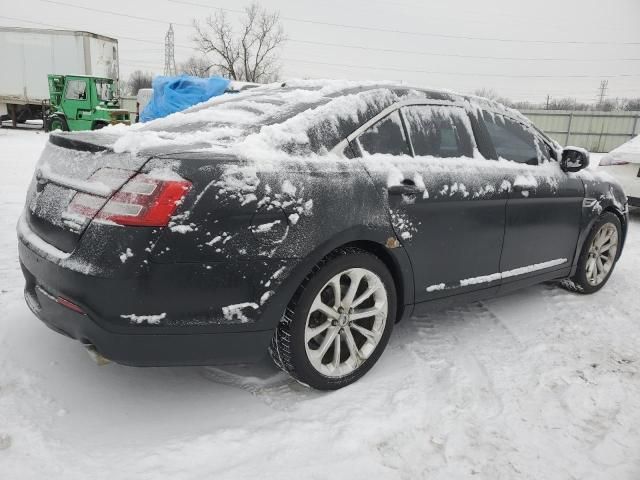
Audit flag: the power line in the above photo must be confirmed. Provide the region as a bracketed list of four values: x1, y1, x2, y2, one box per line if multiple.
[288, 39, 640, 63]
[35, 0, 191, 27]
[0, 15, 193, 49]
[168, 0, 640, 46]
[3, 12, 639, 83]
[283, 57, 640, 79]
[3, 11, 640, 92]
[20, 3, 640, 63]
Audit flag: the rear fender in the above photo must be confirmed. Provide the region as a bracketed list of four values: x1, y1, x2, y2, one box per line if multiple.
[258, 225, 415, 331]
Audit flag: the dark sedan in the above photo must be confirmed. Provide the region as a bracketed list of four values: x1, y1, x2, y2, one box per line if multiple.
[18, 81, 629, 389]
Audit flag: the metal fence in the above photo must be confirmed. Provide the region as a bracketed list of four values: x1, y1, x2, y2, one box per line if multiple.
[521, 110, 640, 153]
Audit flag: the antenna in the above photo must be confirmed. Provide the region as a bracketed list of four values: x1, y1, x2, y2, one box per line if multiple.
[164, 24, 177, 76]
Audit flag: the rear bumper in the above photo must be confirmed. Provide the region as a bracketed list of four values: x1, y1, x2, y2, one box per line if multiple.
[18, 236, 287, 366]
[22, 278, 272, 365]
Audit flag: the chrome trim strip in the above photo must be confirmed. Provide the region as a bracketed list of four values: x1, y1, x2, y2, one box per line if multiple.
[36, 168, 113, 197]
[425, 258, 568, 292]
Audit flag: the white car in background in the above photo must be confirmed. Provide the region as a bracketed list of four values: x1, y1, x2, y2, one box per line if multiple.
[599, 135, 640, 207]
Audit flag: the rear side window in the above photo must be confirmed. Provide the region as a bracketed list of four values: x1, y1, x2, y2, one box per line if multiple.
[357, 111, 411, 156]
[483, 112, 538, 165]
[403, 105, 473, 158]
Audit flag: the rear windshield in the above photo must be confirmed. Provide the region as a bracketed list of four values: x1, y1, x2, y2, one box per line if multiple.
[145, 85, 419, 153]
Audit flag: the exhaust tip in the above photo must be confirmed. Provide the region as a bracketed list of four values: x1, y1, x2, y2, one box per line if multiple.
[84, 344, 111, 366]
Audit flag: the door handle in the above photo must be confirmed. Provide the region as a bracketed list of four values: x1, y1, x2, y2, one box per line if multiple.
[388, 180, 425, 196]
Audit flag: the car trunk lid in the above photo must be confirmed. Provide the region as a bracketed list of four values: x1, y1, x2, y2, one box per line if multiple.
[25, 135, 150, 253]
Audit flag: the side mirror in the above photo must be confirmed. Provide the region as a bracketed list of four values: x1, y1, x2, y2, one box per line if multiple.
[561, 147, 590, 172]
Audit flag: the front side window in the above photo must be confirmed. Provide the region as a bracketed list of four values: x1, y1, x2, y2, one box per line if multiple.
[403, 105, 474, 158]
[483, 112, 538, 165]
[357, 110, 411, 156]
[65, 80, 88, 101]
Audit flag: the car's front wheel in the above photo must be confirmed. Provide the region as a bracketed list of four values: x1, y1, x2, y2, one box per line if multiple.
[270, 248, 397, 390]
[561, 212, 622, 294]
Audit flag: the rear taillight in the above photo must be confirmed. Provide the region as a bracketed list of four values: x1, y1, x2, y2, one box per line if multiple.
[67, 170, 191, 227]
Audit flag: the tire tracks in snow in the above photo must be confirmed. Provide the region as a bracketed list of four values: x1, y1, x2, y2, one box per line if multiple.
[385, 302, 531, 476]
[199, 363, 322, 411]
[536, 284, 640, 469]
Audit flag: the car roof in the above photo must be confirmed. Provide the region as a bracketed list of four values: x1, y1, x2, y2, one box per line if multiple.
[55, 79, 535, 155]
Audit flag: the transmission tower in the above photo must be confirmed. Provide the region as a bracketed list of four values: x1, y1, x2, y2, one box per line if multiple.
[164, 24, 177, 76]
[597, 79, 608, 106]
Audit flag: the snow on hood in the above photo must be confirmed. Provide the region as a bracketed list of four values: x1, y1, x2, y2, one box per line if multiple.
[600, 134, 640, 165]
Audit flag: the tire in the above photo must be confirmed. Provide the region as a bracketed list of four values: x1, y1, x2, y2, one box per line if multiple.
[93, 122, 108, 130]
[561, 212, 622, 294]
[270, 248, 397, 390]
[46, 115, 68, 132]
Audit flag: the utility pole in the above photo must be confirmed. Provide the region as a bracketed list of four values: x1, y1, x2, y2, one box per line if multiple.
[164, 24, 177, 77]
[597, 80, 608, 107]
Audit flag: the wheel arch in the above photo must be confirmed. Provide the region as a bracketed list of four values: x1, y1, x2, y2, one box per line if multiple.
[340, 239, 412, 323]
[571, 204, 627, 276]
[602, 205, 627, 259]
[263, 227, 415, 331]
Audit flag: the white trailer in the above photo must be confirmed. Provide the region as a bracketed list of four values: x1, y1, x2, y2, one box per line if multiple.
[0, 26, 119, 127]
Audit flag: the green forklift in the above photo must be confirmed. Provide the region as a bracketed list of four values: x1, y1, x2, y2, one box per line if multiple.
[45, 74, 131, 132]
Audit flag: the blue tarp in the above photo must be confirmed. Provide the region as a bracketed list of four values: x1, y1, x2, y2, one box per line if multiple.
[140, 75, 231, 122]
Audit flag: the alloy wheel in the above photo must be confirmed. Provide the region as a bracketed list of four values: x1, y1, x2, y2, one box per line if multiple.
[586, 222, 618, 286]
[304, 268, 388, 377]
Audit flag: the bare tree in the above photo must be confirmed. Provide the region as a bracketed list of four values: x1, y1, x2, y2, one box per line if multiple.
[546, 98, 590, 111]
[473, 88, 500, 101]
[623, 98, 640, 111]
[472, 88, 515, 108]
[179, 56, 212, 78]
[193, 2, 285, 82]
[127, 70, 153, 95]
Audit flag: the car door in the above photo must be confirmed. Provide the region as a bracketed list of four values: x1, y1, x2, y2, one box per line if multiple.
[62, 79, 90, 123]
[349, 103, 508, 304]
[480, 111, 584, 286]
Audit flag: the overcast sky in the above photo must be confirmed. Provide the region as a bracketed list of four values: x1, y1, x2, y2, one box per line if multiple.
[2, 0, 640, 103]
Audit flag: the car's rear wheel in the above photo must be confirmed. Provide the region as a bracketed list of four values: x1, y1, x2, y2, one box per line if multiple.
[561, 212, 622, 294]
[270, 248, 396, 390]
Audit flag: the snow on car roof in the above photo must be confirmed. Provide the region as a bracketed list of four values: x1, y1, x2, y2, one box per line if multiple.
[51, 79, 531, 157]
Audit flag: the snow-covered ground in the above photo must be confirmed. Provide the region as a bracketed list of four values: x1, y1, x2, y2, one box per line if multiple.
[1, 128, 639, 479]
